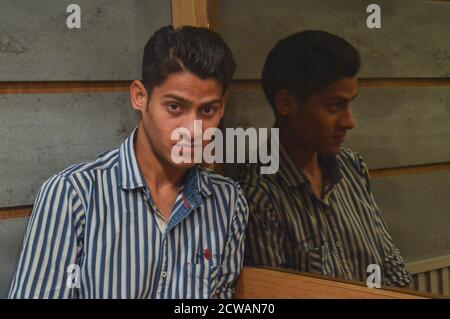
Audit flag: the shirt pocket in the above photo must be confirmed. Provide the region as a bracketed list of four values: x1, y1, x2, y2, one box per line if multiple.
[184, 262, 222, 299]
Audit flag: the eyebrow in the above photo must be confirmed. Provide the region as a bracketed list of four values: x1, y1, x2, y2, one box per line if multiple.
[163, 94, 192, 105]
[329, 94, 358, 101]
[163, 94, 222, 106]
[201, 99, 222, 106]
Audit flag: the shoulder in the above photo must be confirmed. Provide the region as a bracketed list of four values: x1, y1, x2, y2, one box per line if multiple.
[337, 147, 369, 176]
[59, 148, 120, 177]
[231, 163, 282, 210]
[200, 168, 249, 224]
[42, 147, 120, 195]
[201, 168, 245, 200]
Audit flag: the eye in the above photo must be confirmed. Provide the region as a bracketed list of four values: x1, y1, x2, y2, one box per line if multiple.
[166, 103, 182, 113]
[327, 100, 349, 112]
[327, 103, 339, 112]
[201, 105, 218, 116]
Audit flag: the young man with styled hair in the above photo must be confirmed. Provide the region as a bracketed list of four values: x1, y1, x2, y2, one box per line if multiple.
[9, 25, 248, 299]
[238, 30, 411, 287]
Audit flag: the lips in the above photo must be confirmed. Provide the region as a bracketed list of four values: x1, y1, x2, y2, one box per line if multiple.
[175, 144, 204, 152]
[177, 144, 202, 148]
[333, 134, 346, 144]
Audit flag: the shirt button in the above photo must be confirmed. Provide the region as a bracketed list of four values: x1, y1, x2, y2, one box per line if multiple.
[161, 271, 167, 278]
[336, 242, 341, 247]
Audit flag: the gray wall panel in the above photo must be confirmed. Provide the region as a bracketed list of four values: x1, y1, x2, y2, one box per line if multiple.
[345, 87, 450, 169]
[216, 0, 450, 79]
[372, 171, 450, 262]
[223, 87, 450, 169]
[0, 93, 136, 207]
[0, 0, 171, 80]
[0, 217, 29, 298]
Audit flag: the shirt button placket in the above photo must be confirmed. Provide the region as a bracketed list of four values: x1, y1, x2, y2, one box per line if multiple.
[329, 216, 352, 280]
[156, 237, 169, 297]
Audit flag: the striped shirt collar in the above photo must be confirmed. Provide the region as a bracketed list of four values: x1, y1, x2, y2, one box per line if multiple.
[277, 142, 343, 187]
[117, 126, 213, 198]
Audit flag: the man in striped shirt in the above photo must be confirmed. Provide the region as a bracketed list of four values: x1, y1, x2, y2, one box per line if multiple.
[9, 25, 248, 299]
[235, 30, 411, 287]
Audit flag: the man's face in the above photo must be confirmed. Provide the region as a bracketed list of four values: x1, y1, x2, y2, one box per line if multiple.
[287, 77, 357, 155]
[138, 71, 226, 169]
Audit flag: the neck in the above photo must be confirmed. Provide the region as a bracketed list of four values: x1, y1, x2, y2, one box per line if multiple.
[134, 123, 187, 190]
[276, 120, 321, 176]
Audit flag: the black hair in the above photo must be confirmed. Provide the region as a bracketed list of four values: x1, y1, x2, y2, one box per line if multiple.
[141, 25, 236, 95]
[261, 30, 361, 112]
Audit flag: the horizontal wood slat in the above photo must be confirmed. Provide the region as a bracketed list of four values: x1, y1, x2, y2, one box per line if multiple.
[0, 81, 131, 94]
[230, 78, 450, 91]
[1, 78, 448, 94]
[369, 161, 450, 178]
[0, 206, 32, 220]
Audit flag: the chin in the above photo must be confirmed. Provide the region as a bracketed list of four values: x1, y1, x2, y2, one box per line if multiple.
[170, 161, 197, 170]
[166, 146, 198, 169]
[168, 156, 199, 170]
[322, 146, 342, 156]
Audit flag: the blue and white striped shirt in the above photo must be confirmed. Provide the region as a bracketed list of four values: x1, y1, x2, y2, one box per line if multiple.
[9, 127, 249, 299]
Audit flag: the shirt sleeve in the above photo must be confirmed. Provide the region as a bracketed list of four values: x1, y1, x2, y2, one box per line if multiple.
[357, 154, 412, 288]
[8, 174, 85, 299]
[242, 184, 287, 268]
[212, 184, 249, 299]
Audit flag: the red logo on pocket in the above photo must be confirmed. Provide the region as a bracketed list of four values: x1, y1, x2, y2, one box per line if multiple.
[203, 248, 212, 260]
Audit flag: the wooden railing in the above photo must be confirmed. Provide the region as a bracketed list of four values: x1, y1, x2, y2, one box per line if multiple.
[234, 266, 441, 299]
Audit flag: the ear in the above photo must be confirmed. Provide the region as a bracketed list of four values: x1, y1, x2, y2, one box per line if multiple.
[274, 89, 296, 116]
[130, 80, 150, 113]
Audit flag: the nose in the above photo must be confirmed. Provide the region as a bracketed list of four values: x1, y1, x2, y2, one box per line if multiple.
[184, 113, 203, 144]
[341, 107, 356, 130]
